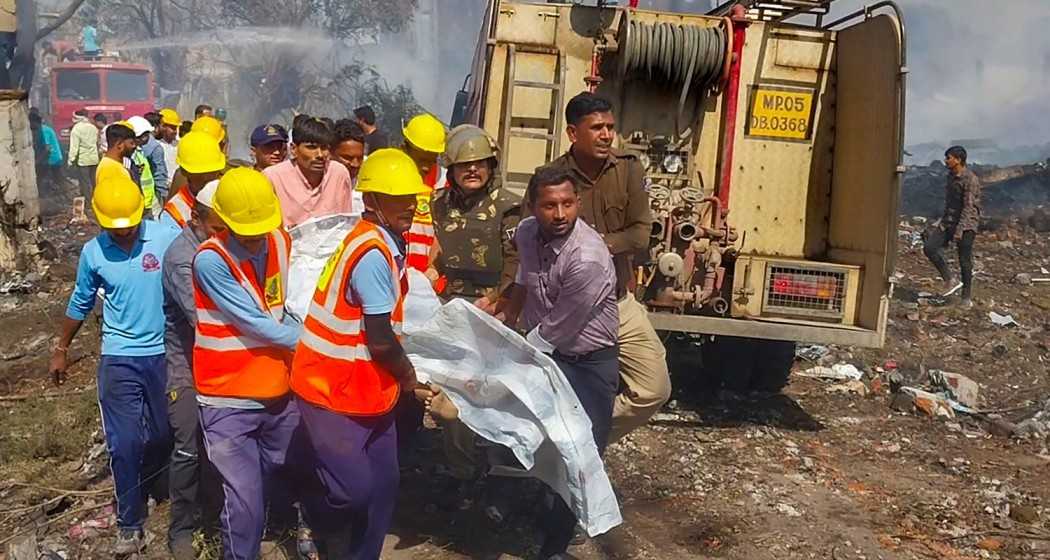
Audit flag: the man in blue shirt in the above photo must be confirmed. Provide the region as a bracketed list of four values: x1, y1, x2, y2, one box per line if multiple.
[82, 22, 100, 55]
[49, 173, 180, 555]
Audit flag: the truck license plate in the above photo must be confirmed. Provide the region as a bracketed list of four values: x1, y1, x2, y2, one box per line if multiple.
[746, 86, 815, 141]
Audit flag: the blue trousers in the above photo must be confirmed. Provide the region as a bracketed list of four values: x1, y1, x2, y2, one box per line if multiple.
[298, 397, 399, 560]
[200, 397, 301, 560]
[97, 354, 171, 531]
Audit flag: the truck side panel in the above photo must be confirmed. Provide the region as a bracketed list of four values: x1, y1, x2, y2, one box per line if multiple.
[827, 14, 903, 333]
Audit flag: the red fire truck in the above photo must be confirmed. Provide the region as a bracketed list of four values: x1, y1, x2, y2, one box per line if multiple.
[49, 52, 155, 145]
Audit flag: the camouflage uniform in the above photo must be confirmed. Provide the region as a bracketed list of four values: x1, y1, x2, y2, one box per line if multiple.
[432, 176, 521, 301]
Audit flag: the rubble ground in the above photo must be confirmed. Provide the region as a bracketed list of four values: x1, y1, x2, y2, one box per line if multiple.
[2, 210, 1050, 560]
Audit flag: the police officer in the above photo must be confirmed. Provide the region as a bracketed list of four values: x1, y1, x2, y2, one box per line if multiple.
[432, 125, 522, 302]
[535, 92, 671, 444]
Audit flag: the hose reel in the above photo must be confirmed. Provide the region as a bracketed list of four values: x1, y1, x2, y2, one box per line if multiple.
[617, 17, 732, 126]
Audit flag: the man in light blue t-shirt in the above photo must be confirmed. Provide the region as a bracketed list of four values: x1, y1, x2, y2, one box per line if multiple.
[49, 175, 179, 555]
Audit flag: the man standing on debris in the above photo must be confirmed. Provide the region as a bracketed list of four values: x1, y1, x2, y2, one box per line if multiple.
[67, 109, 100, 199]
[96, 123, 136, 186]
[534, 92, 671, 443]
[332, 119, 367, 213]
[354, 105, 388, 154]
[923, 145, 981, 307]
[160, 131, 227, 231]
[157, 109, 182, 183]
[49, 174, 181, 555]
[191, 168, 301, 559]
[125, 117, 160, 218]
[479, 167, 619, 559]
[249, 124, 289, 172]
[162, 180, 226, 558]
[290, 149, 426, 558]
[194, 104, 213, 119]
[264, 117, 353, 228]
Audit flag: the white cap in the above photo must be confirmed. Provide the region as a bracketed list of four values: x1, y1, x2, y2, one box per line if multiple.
[196, 179, 219, 208]
[127, 116, 154, 136]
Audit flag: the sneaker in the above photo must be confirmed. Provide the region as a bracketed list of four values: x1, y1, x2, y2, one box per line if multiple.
[114, 528, 145, 555]
[942, 279, 964, 297]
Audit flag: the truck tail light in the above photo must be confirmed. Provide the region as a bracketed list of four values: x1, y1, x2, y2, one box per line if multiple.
[764, 265, 848, 320]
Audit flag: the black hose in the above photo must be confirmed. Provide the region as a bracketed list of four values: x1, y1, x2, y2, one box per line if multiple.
[621, 20, 727, 130]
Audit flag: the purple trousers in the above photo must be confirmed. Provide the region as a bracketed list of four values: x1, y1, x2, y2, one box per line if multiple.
[199, 396, 301, 560]
[297, 397, 399, 560]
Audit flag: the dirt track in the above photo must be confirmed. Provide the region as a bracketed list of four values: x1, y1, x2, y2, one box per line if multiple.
[2, 207, 1049, 559]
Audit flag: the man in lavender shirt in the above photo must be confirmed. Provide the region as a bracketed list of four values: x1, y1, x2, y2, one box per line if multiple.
[480, 166, 618, 559]
[264, 117, 353, 228]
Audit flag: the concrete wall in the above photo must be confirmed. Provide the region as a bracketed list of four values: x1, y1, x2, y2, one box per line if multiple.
[0, 95, 41, 270]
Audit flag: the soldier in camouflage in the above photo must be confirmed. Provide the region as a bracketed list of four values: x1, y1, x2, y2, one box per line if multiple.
[422, 125, 523, 517]
[431, 125, 522, 301]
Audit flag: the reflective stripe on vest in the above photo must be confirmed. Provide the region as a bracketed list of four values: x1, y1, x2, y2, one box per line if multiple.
[192, 229, 293, 399]
[406, 165, 446, 271]
[132, 150, 156, 210]
[163, 186, 194, 229]
[290, 220, 406, 416]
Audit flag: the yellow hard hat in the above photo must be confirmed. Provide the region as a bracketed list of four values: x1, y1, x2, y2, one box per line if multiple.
[357, 149, 429, 196]
[176, 131, 226, 174]
[112, 120, 133, 131]
[159, 108, 181, 127]
[402, 114, 446, 154]
[211, 167, 282, 236]
[92, 174, 144, 229]
[191, 115, 226, 143]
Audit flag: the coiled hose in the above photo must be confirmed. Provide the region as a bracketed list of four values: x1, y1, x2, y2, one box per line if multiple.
[619, 19, 728, 124]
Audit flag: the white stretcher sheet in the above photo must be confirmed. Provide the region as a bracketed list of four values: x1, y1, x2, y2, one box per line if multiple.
[287, 216, 622, 536]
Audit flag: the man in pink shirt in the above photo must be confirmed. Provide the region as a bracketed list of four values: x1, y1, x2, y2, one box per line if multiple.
[264, 117, 353, 228]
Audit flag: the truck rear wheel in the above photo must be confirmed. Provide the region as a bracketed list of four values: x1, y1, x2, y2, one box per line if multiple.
[700, 336, 795, 394]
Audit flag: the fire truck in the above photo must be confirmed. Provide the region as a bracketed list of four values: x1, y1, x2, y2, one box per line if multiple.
[455, 0, 906, 386]
[48, 49, 155, 145]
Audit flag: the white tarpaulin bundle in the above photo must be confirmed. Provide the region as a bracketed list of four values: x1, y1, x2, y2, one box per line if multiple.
[287, 216, 622, 537]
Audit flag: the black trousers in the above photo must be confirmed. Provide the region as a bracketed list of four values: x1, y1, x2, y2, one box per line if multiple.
[923, 224, 976, 298]
[542, 345, 620, 557]
[168, 386, 222, 546]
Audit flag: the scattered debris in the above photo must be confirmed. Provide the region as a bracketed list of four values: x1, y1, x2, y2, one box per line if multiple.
[928, 370, 980, 408]
[796, 363, 864, 381]
[6, 533, 37, 560]
[70, 197, 87, 224]
[988, 311, 1019, 327]
[899, 387, 957, 418]
[774, 503, 802, 517]
[826, 380, 868, 397]
[795, 344, 830, 362]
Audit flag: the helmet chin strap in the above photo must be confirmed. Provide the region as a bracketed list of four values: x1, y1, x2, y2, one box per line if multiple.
[365, 192, 406, 250]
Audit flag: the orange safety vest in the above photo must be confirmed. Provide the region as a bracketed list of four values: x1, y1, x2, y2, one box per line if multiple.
[163, 186, 194, 229]
[405, 165, 445, 272]
[192, 229, 293, 399]
[290, 220, 407, 416]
